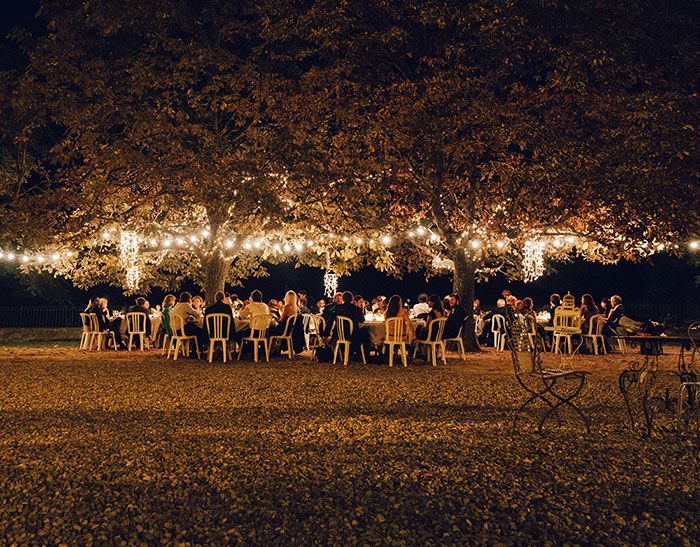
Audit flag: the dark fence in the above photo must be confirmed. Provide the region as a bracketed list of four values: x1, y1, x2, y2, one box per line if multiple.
[0, 307, 82, 328]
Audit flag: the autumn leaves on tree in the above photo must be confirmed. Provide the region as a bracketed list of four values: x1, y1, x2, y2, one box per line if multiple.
[0, 0, 698, 350]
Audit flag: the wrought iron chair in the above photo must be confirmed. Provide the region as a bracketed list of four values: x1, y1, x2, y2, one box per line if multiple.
[677, 322, 700, 435]
[508, 317, 590, 434]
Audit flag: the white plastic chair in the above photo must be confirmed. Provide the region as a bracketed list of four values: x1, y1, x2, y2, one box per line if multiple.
[205, 313, 232, 363]
[413, 317, 447, 366]
[167, 314, 201, 360]
[307, 315, 326, 356]
[79, 313, 94, 350]
[582, 314, 607, 355]
[384, 317, 408, 367]
[552, 306, 582, 354]
[270, 315, 298, 359]
[237, 314, 270, 362]
[491, 314, 506, 352]
[443, 323, 466, 361]
[126, 312, 148, 351]
[87, 313, 117, 351]
[333, 316, 366, 366]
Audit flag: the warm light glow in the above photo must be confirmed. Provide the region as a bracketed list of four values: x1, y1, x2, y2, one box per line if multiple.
[175, 238, 185, 246]
[553, 238, 563, 248]
[380, 235, 392, 245]
[470, 239, 481, 249]
[496, 240, 505, 249]
[37, 255, 45, 263]
[163, 239, 172, 248]
[416, 227, 426, 236]
[283, 243, 292, 253]
[7, 253, 15, 260]
[355, 237, 363, 245]
[189, 235, 197, 243]
[149, 238, 158, 246]
[66, 251, 74, 257]
[21, 255, 29, 263]
[225, 239, 233, 249]
[52, 253, 60, 261]
[689, 240, 699, 251]
[201, 229, 210, 237]
[565, 235, 576, 244]
[293, 242, 303, 252]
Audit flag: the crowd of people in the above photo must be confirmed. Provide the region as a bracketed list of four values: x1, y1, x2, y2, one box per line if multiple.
[83, 286, 634, 359]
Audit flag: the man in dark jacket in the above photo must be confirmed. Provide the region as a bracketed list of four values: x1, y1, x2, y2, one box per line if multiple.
[333, 291, 371, 359]
[204, 291, 235, 342]
[604, 295, 625, 336]
[444, 294, 468, 339]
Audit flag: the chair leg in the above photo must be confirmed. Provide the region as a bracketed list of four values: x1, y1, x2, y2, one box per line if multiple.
[173, 339, 182, 361]
[388, 344, 394, 367]
[264, 340, 270, 362]
[401, 344, 407, 367]
[413, 344, 419, 358]
[286, 337, 293, 359]
[208, 343, 214, 363]
[344, 344, 350, 366]
[222, 341, 227, 363]
[440, 342, 446, 365]
[332, 343, 339, 365]
[458, 339, 465, 361]
[253, 342, 259, 362]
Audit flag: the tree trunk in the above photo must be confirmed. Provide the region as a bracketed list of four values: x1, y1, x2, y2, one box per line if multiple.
[450, 249, 481, 352]
[201, 254, 229, 304]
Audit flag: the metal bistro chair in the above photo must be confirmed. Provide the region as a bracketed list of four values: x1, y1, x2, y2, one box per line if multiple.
[677, 322, 700, 435]
[126, 312, 149, 351]
[509, 318, 590, 434]
[167, 314, 201, 361]
[384, 317, 409, 367]
[79, 313, 94, 350]
[270, 315, 298, 359]
[333, 316, 366, 366]
[206, 313, 232, 363]
[237, 314, 271, 363]
[88, 313, 117, 351]
[582, 314, 607, 356]
[413, 317, 447, 366]
[443, 320, 467, 361]
[491, 314, 507, 352]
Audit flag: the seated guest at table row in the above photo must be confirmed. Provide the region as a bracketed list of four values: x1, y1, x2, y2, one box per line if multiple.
[410, 293, 431, 318]
[385, 295, 415, 342]
[239, 290, 270, 320]
[444, 294, 467, 339]
[270, 291, 299, 336]
[604, 294, 625, 336]
[580, 293, 600, 332]
[332, 291, 372, 358]
[416, 294, 446, 341]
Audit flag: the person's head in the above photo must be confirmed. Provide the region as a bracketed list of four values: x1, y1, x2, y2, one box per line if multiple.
[98, 297, 108, 309]
[611, 295, 622, 306]
[250, 290, 263, 303]
[90, 296, 100, 306]
[162, 294, 176, 309]
[317, 298, 326, 309]
[298, 289, 307, 298]
[299, 293, 308, 305]
[448, 294, 461, 308]
[496, 298, 506, 308]
[342, 291, 353, 304]
[473, 298, 481, 308]
[284, 290, 298, 308]
[550, 293, 561, 306]
[506, 295, 517, 307]
[179, 291, 192, 303]
[230, 293, 239, 302]
[522, 297, 534, 312]
[418, 293, 428, 304]
[143, 300, 150, 309]
[135, 297, 146, 307]
[428, 294, 444, 313]
[502, 289, 512, 298]
[600, 297, 611, 310]
[582, 293, 595, 309]
[214, 291, 225, 303]
[353, 294, 364, 308]
[333, 292, 343, 304]
[386, 295, 402, 318]
[192, 295, 203, 308]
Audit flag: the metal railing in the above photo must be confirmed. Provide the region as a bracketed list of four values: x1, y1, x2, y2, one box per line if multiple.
[0, 307, 82, 328]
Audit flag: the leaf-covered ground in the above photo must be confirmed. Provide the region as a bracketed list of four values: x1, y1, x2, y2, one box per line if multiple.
[0, 347, 696, 544]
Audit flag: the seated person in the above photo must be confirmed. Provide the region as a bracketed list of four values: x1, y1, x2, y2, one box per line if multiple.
[160, 294, 177, 341]
[443, 294, 467, 339]
[604, 295, 625, 337]
[410, 293, 431, 318]
[270, 290, 299, 336]
[415, 294, 446, 342]
[172, 292, 207, 352]
[332, 291, 371, 359]
[384, 295, 415, 343]
[115, 296, 152, 348]
[204, 291, 235, 341]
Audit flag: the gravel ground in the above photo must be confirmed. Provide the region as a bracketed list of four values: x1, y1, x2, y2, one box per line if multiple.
[0, 346, 696, 545]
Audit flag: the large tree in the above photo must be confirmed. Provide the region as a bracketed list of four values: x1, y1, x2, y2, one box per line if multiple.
[276, 0, 700, 349]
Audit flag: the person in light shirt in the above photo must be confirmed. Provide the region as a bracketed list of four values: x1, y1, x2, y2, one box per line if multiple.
[410, 293, 431, 318]
[239, 290, 271, 322]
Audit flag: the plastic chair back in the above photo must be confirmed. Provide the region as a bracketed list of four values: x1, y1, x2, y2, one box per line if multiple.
[170, 314, 187, 337]
[561, 292, 576, 310]
[206, 313, 231, 339]
[427, 317, 447, 341]
[335, 316, 354, 341]
[126, 312, 147, 334]
[250, 314, 270, 338]
[80, 313, 94, 332]
[280, 315, 298, 337]
[492, 314, 506, 333]
[385, 317, 406, 342]
[589, 314, 605, 335]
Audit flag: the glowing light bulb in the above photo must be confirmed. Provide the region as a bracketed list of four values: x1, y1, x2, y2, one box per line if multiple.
[102, 231, 111, 239]
[553, 238, 563, 248]
[656, 243, 665, 251]
[496, 240, 505, 249]
[429, 233, 439, 242]
[470, 239, 481, 249]
[163, 239, 172, 248]
[201, 229, 210, 237]
[407, 231, 415, 238]
[66, 251, 74, 257]
[283, 243, 292, 253]
[689, 240, 699, 250]
[273, 244, 281, 253]
[51, 253, 60, 261]
[565, 235, 576, 244]
[176, 238, 185, 246]
[342, 236, 349, 242]
[254, 240, 262, 249]
[293, 242, 303, 252]
[355, 238, 363, 245]
[380, 235, 392, 245]
[21, 255, 29, 263]
[189, 235, 197, 243]
[417, 227, 426, 236]
[243, 242, 252, 250]
[37, 255, 45, 263]
[0, 252, 4, 259]
[7, 253, 15, 260]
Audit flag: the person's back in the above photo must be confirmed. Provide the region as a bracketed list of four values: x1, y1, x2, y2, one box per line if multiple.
[335, 302, 363, 331]
[445, 304, 467, 338]
[127, 298, 151, 336]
